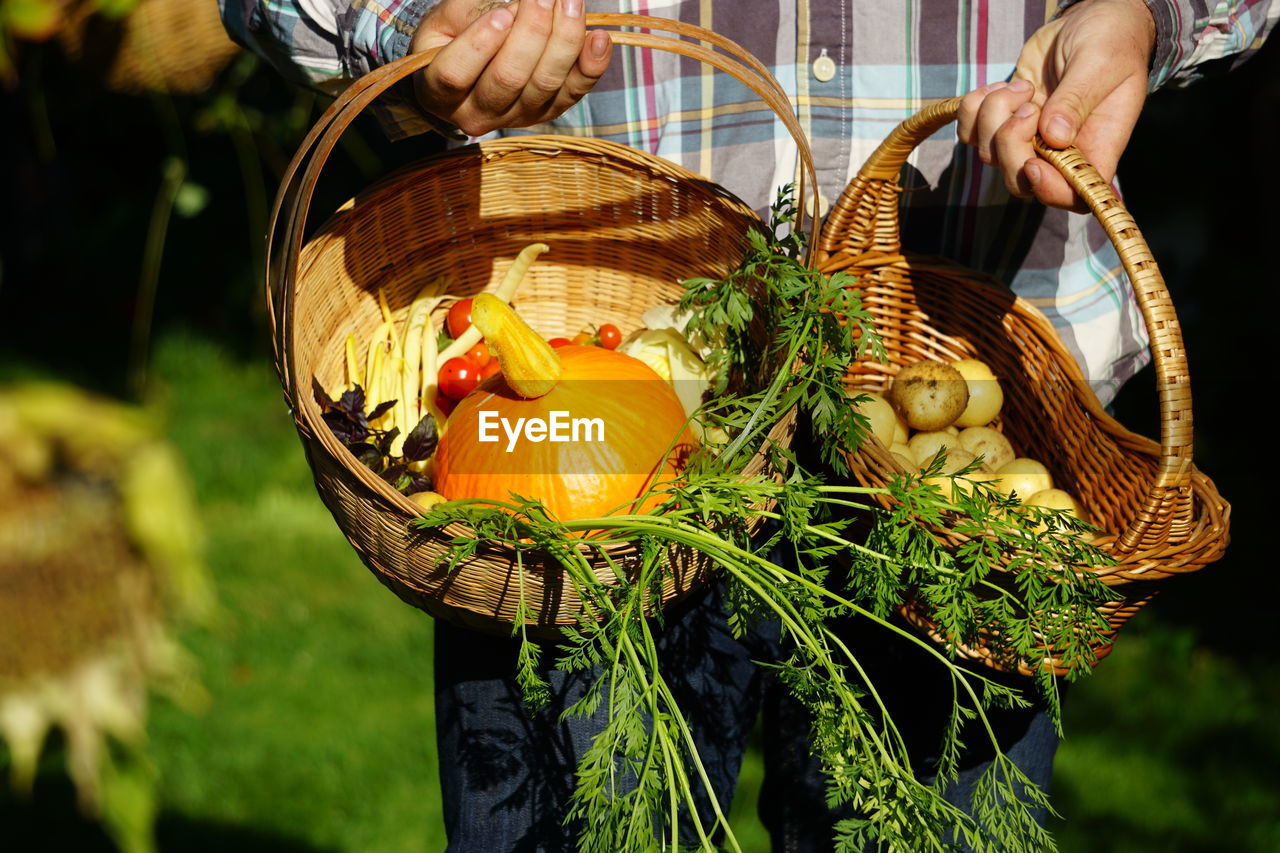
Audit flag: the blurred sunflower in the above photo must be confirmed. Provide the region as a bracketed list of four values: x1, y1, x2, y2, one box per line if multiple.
[2, 0, 238, 91]
[1, 381, 214, 853]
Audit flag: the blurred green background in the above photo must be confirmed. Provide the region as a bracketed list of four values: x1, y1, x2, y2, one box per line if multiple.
[2, 3, 1277, 851]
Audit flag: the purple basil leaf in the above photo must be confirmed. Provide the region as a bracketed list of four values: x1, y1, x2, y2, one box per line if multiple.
[347, 443, 384, 472]
[338, 385, 366, 415]
[377, 427, 400, 457]
[402, 414, 439, 462]
[367, 399, 396, 422]
[323, 411, 363, 443]
[314, 380, 336, 410]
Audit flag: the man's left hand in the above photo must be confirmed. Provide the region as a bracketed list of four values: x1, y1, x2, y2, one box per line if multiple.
[956, 0, 1157, 211]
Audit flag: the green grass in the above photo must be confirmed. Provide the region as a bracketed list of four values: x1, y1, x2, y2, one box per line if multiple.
[147, 332, 443, 853]
[1049, 621, 1280, 853]
[7, 330, 1278, 853]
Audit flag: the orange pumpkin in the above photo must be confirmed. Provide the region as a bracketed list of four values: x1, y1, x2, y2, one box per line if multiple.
[435, 347, 695, 520]
[433, 296, 696, 522]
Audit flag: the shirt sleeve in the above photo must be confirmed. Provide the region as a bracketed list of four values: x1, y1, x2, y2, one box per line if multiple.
[217, 0, 442, 139]
[1144, 0, 1279, 89]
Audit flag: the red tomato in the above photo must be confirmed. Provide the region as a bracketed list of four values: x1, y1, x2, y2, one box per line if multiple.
[435, 395, 456, 417]
[479, 360, 502, 380]
[438, 357, 481, 401]
[465, 340, 491, 367]
[570, 332, 592, 346]
[598, 323, 622, 350]
[446, 298, 473, 339]
[548, 337, 572, 348]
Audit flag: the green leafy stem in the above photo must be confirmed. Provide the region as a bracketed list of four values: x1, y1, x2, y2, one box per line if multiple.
[412, 189, 1116, 852]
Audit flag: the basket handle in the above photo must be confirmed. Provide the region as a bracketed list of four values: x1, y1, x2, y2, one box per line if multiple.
[265, 15, 821, 420]
[817, 96, 1196, 554]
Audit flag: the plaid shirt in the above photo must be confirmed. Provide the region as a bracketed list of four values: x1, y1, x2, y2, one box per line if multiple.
[221, 0, 1276, 403]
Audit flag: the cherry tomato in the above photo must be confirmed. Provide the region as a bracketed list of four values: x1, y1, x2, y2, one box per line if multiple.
[479, 360, 502, 380]
[465, 340, 491, 367]
[435, 395, 456, 417]
[438, 357, 481, 401]
[548, 337, 572, 348]
[598, 323, 622, 350]
[570, 332, 592, 346]
[446, 298, 473, 339]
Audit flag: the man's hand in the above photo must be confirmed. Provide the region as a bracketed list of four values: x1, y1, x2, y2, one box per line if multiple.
[956, 0, 1156, 211]
[409, 0, 612, 137]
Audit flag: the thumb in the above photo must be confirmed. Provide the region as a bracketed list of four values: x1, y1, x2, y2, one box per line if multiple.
[415, 0, 511, 46]
[1039, 52, 1124, 148]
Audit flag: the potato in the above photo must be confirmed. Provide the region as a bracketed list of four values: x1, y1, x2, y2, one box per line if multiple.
[924, 468, 997, 497]
[888, 362, 969, 432]
[409, 490, 448, 509]
[892, 414, 910, 446]
[935, 447, 977, 475]
[958, 426, 1015, 472]
[951, 358, 1004, 427]
[890, 449, 919, 472]
[993, 458, 1053, 502]
[951, 358, 995, 379]
[908, 431, 960, 466]
[850, 391, 898, 448]
[1026, 488, 1086, 532]
[921, 448, 992, 495]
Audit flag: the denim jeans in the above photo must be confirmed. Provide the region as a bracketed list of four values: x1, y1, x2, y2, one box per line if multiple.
[433, 581, 1058, 852]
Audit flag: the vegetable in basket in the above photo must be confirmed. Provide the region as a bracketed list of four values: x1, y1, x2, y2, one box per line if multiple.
[315, 244, 552, 498]
[433, 293, 697, 522]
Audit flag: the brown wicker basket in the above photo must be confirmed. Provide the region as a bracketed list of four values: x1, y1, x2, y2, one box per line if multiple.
[816, 99, 1231, 675]
[265, 17, 817, 632]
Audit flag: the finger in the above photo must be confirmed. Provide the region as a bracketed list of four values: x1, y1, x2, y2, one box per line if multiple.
[1038, 48, 1128, 149]
[991, 99, 1091, 210]
[523, 0, 588, 113]
[971, 78, 1035, 166]
[417, 5, 515, 116]
[956, 81, 1008, 146]
[412, 0, 513, 50]
[992, 100, 1040, 197]
[472, 0, 557, 115]
[533, 28, 610, 120]
[1022, 158, 1088, 213]
[576, 26, 612, 79]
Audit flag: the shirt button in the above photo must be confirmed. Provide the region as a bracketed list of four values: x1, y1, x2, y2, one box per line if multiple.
[805, 190, 830, 219]
[812, 49, 836, 83]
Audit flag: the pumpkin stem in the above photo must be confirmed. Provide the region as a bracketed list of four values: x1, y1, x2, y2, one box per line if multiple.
[471, 292, 562, 398]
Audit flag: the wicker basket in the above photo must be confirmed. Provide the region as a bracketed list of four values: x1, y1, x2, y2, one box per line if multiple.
[816, 99, 1230, 675]
[265, 17, 817, 632]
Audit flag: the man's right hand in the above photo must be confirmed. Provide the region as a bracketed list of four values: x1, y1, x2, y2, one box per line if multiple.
[409, 0, 612, 138]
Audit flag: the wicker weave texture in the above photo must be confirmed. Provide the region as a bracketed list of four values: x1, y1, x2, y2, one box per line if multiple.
[817, 98, 1230, 675]
[266, 18, 820, 631]
[291, 138, 793, 628]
